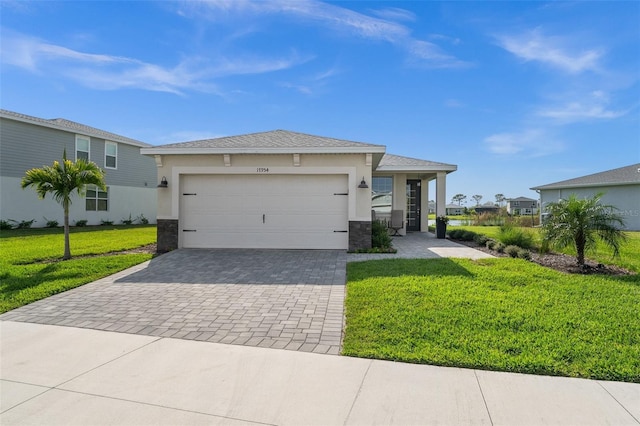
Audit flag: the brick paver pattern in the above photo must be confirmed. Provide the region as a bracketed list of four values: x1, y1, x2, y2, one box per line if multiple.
[1, 249, 347, 355]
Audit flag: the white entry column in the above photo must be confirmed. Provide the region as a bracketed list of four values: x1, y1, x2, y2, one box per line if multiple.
[436, 172, 447, 217]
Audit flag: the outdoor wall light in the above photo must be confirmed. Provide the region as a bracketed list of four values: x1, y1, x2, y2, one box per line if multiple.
[158, 176, 168, 188]
[358, 177, 369, 189]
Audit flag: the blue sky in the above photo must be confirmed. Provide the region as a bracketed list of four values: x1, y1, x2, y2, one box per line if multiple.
[2, 1, 639, 204]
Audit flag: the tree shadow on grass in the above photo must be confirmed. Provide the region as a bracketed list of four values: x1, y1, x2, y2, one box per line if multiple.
[347, 258, 474, 280]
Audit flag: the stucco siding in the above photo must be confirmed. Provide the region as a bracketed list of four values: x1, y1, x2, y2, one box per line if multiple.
[1, 176, 156, 227]
[539, 185, 640, 231]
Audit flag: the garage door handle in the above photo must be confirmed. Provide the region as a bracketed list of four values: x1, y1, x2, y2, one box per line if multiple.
[183, 229, 197, 232]
[263, 214, 265, 224]
[183, 193, 197, 196]
[333, 230, 348, 233]
[333, 193, 348, 196]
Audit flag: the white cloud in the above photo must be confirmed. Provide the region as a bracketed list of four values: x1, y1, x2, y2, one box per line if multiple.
[444, 98, 464, 108]
[484, 129, 564, 157]
[496, 29, 602, 74]
[182, 0, 469, 68]
[537, 90, 628, 123]
[369, 7, 416, 22]
[0, 29, 307, 95]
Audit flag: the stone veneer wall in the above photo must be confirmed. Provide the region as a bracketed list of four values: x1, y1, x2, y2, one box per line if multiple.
[349, 221, 372, 251]
[157, 219, 179, 253]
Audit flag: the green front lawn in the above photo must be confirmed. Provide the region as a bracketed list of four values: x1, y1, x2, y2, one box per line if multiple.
[344, 258, 640, 382]
[0, 225, 156, 313]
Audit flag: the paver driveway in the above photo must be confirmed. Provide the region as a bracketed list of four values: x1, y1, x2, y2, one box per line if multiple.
[0, 249, 347, 355]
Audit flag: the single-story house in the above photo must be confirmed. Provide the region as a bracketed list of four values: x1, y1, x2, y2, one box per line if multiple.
[141, 130, 457, 252]
[445, 204, 464, 215]
[531, 163, 640, 231]
[0, 109, 157, 227]
[474, 202, 501, 215]
[506, 197, 538, 216]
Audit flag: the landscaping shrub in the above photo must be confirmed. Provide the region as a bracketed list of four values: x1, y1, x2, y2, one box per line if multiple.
[493, 242, 506, 253]
[486, 239, 496, 250]
[136, 214, 149, 225]
[447, 229, 462, 239]
[504, 245, 520, 258]
[474, 234, 490, 246]
[0, 220, 13, 230]
[461, 230, 477, 241]
[518, 248, 532, 260]
[498, 224, 535, 249]
[43, 217, 59, 228]
[12, 219, 35, 229]
[372, 220, 393, 249]
[122, 214, 134, 225]
[75, 220, 88, 227]
[100, 220, 114, 226]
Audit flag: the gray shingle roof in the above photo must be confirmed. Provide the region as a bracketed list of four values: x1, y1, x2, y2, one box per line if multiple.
[154, 130, 385, 150]
[531, 163, 640, 190]
[0, 109, 150, 147]
[376, 153, 457, 171]
[507, 196, 537, 202]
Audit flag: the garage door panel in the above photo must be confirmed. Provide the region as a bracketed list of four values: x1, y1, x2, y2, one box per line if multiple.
[180, 174, 349, 249]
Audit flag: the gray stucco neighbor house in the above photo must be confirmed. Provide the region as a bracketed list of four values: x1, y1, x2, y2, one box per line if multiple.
[531, 163, 640, 231]
[141, 130, 457, 252]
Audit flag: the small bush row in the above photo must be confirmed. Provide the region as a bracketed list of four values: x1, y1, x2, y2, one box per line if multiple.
[1, 213, 149, 230]
[485, 239, 531, 260]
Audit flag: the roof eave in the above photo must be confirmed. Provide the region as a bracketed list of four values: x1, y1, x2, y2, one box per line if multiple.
[1, 111, 150, 148]
[141, 146, 387, 155]
[375, 164, 458, 173]
[531, 181, 639, 191]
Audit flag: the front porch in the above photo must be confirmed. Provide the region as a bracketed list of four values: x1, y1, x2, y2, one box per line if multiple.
[372, 154, 457, 236]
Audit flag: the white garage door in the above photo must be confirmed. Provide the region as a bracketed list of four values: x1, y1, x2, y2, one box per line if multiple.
[180, 174, 349, 249]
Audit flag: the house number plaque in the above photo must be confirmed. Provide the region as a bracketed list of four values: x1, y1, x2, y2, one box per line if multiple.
[256, 168, 269, 173]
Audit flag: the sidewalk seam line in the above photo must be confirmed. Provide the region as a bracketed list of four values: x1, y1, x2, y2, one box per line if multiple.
[343, 359, 373, 426]
[596, 381, 640, 424]
[34, 387, 276, 426]
[474, 370, 495, 426]
[52, 336, 164, 390]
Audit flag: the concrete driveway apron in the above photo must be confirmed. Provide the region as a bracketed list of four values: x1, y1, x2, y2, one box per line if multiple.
[0, 249, 347, 355]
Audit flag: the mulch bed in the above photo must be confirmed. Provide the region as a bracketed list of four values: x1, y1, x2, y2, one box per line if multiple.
[454, 239, 634, 276]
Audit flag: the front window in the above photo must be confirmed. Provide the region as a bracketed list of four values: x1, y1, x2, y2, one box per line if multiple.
[105, 141, 117, 169]
[76, 135, 90, 161]
[86, 185, 108, 211]
[372, 176, 393, 219]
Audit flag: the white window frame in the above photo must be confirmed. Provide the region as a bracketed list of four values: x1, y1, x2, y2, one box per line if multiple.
[104, 141, 117, 169]
[85, 185, 109, 212]
[75, 135, 90, 162]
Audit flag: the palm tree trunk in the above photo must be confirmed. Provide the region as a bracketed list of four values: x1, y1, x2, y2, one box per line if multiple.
[63, 199, 71, 260]
[576, 231, 585, 266]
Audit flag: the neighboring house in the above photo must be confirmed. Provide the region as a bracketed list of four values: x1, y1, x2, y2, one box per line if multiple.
[475, 202, 501, 215]
[506, 197, 538, 216]
[445, 204, 464, 215]
[531, 163, 640, 231]
[0, 109, 157, 227]
[141, 130, 457, 252]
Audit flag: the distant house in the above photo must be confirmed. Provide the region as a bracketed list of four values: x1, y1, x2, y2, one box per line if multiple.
[0, 109, 157, 227]
[446, 204, 464, 215]
[475, 202, 500, 215]
[531, 163, 640, 231]
[506, 197, 538, 216]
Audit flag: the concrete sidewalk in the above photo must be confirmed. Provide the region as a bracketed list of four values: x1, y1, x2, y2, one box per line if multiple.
[2, 321, 638, 425]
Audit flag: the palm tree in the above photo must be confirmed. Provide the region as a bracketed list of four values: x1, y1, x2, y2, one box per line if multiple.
[21, 150, 106, 260]
[542, 193, 626, 267]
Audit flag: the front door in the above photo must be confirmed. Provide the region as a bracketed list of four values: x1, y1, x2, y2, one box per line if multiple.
[406, 180, 421, 232]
